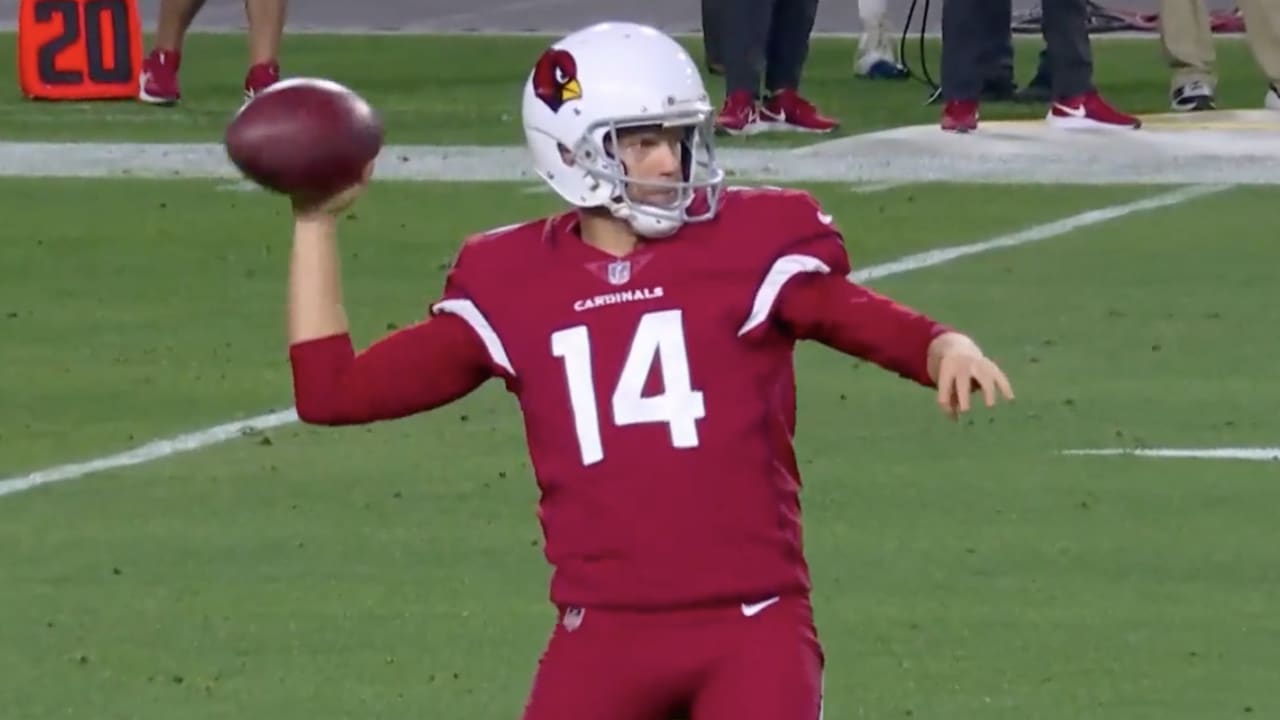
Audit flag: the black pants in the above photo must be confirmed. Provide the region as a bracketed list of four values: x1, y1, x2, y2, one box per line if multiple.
[710, 0, 820, 96]
[702, 0, 725, 72]
[943, 0, 1093, 101]
[982, 4, 1052, 93]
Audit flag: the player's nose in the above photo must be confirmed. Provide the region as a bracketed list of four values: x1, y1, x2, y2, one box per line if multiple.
[654, 140, 681, 177]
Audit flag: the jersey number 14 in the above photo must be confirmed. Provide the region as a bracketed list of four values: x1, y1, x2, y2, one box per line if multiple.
[551, 309, 706, 466]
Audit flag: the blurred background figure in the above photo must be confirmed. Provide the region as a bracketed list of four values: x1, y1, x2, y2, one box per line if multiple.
[939, 0, 1140, 132]
[1159, 0, 1280, 111]
[854, 0, 909, 79]
[139, 0, 288, 105]
[702, 0, 725, 75]
[971, 1, 1055, 102]
[711, 0, 841, 135]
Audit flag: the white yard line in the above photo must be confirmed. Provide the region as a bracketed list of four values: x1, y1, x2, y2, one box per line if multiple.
[0, 183, 1232, 499]
[0, 411, 300, 498]
[1063, 448, 1280, 462]
[5, 128, 1280, 185]
[847, 182, 904, 194]
[854, 183, 1228, 282]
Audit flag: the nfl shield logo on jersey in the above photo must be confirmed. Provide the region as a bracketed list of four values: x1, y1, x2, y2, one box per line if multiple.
[562, 607, 585, 631]
[606, 259, 631, 286]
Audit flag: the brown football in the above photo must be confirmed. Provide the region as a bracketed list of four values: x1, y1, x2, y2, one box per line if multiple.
[224, 77, 383, 204]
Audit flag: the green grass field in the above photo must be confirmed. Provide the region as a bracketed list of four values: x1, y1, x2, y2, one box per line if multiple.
[1, 30, 1278, 720]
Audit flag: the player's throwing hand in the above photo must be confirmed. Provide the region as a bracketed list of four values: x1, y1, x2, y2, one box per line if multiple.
[293, 159, 376, 220]
[929, 332, 1016, 420]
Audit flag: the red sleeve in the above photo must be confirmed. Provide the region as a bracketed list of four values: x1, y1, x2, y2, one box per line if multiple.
[288, 313, 494, 425]
[777, 273, 952, 387]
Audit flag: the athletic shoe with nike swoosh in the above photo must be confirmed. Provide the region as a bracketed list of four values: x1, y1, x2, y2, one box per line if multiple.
[1046, 90, 1141, 129]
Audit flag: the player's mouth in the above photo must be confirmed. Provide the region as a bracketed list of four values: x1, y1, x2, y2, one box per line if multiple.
[633, 188, 680, 207]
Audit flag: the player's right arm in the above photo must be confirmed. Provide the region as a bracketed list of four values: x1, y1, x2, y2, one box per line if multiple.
[286, 193, 494, 426]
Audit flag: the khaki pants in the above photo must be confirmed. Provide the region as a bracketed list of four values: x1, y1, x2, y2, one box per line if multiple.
[1160, 0, 1280, 91]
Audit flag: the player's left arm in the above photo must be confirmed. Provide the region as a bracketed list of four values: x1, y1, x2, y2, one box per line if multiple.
[778, 274, 1015, 419]
[753, 191, 1013, 418]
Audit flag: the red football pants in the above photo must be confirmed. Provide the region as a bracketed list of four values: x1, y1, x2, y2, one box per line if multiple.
[521, 594, 824, 720]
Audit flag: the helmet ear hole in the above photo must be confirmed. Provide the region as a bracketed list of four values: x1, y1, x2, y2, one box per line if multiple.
[680, 133, 694, 182]
[557, 143, 575, 167]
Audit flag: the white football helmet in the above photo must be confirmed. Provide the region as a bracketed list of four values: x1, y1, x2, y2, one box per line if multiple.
[521, 22, 726, 238]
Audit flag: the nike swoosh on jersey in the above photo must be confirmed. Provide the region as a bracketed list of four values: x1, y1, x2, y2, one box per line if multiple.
[740, 596, 782, 617]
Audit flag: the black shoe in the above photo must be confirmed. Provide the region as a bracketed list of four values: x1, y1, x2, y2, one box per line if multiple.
[1014, 83, 1052, 103]
[980, 79, 1020, 103]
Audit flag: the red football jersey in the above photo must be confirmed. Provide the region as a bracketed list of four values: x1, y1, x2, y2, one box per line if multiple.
[431, 187, 927, 610]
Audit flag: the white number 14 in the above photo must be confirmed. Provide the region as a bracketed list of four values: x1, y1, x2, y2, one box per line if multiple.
[550, 309, 707, 466]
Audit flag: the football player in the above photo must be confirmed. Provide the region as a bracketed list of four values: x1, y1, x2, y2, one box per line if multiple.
[286, 21, 1014, 720]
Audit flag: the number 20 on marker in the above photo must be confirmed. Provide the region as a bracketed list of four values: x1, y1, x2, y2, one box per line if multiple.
[17, 0, 143, 100]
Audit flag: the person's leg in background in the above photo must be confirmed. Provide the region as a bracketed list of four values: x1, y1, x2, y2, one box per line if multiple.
[854, 0, 908, 79]
[702, 0, 726, 75]
[1014, 47, 1055, 102]
[1039, 0, 1092, 97]
[139, 0, 286, 105]
[1159, 0, 1217, 110]
[939, 0, 987, 131]
[243, 0, 288, 99]
[1236, 0, 1280, 108]
[715, 0, 774, 134]
[976, 0, 1021, 101]
[968, 0, 1054, 103]
[1040, 0, 1140, 128]
[762, 0, 840, 132]
[138, 0, 205, 104]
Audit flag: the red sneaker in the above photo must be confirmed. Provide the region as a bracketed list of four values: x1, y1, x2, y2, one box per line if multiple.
[1047, 90, 1142, 129]
[138, 49, 181, 105]
[941, 99, 979, 133]
[715, 91, 764, 136]
[760, 89, 839, 133]
[244, 61, 281, 102]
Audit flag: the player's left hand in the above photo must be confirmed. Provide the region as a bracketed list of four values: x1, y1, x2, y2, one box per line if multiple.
[929, 333, 1015, 420]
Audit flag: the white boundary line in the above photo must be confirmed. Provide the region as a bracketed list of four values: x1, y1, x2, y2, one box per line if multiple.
[848, 182, 904, 194]
[1063, 447, 1280, 461]
[5, 134, 1279, 185]
[854, 183, 1228, 282]
[0, 183, 1232, 498]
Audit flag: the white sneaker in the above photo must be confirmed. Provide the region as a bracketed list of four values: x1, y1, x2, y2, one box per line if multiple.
[1171, 80, 1215, 112]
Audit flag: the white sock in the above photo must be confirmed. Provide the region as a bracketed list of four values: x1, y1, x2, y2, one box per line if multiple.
[856, 0, 897, 66]
[858, 0, 887, 25]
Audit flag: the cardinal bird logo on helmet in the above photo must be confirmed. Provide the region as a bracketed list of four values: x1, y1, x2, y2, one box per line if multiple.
[533, 48, 582, 112]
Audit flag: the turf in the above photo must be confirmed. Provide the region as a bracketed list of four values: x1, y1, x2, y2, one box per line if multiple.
[2, 178, 1278, 719]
